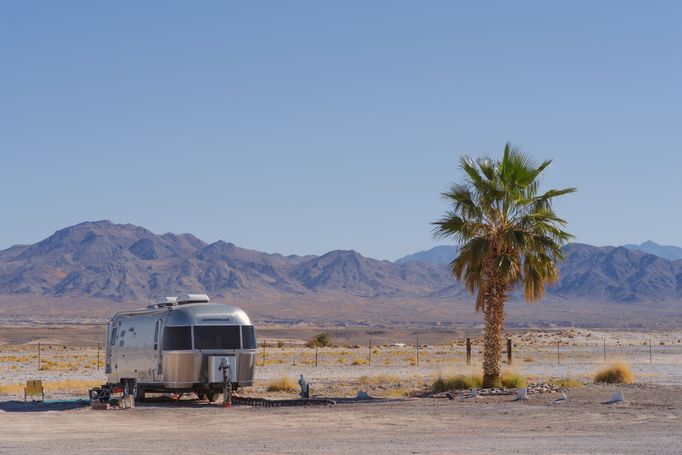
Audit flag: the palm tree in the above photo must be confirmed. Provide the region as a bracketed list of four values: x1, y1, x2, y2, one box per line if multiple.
[433, 144, 575, 388]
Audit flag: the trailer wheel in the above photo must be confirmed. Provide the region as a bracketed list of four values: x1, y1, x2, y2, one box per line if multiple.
[207, 391, 222, 403]
[133, 383, 145, 402]
[196, 392, 207, 401]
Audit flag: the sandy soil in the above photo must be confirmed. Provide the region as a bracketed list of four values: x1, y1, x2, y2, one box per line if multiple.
[3, 328, 682, 453]
[1, 385, 681, 454]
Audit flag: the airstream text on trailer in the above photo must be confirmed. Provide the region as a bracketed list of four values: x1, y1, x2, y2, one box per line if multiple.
[104, 294, 257, 402]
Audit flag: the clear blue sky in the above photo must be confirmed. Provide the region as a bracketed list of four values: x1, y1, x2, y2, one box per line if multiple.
[1, 1, 681, 260]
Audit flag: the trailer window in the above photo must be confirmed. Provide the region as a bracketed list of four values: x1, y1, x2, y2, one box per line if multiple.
[194, 326, 241, 349]
[242, 326, 256, 349]
[163, 326, 192, 350]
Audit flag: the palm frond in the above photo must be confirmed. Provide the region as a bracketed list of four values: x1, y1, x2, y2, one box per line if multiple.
[434, 144, 575, 310]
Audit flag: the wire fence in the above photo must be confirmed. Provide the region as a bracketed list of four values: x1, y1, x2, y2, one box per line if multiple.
[257, 338, 682, 368]
[7, 338, 682, 372]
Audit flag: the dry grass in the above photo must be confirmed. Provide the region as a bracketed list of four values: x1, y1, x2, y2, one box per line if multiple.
[39, 359, 84, 371]
[0, 355, 34, 363]
[549, 377, 583, 388]
[0, 383, 25, 394]
[432, 374, 482, 392]
[500, 371, 526, 388]
[0, 379, 101, 396]
[44, 379, 101, 393]
[266, 377, 298, 392]
[358, 374, 401, 386]
[594, 362, 635, 384]
[383, 388, 412, 398]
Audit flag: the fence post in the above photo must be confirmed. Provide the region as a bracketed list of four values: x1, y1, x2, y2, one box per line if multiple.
[556, 339, 560, 365]
[315, 345, 318, 367]
[368, 337, 372, 366]
[506, 338, 512, 365]
[262, 343, 266, 366]
[603, 339, 606, 362]
[97, 342, 100, 371]
[649, 339, 652, 364]
[466, 338, 471, 366]
[38, 342, 41, 370]
[416, 338, 420, 366]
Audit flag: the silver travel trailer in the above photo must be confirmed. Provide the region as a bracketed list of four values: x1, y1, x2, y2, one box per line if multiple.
[105, 294, 257, 402]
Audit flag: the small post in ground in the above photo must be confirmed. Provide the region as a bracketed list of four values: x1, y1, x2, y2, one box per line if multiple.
[603, 339, 606, 362]
[38, 342, 41, 371]
[97, 342, 100, 371]
[315, 345, 318, 367]
[466, 338, 471, 366]
[556, 339, 560, 365]
[416, 337, 420, 366]
[368, 337, 372, 366]
[649, 339, 652, 364]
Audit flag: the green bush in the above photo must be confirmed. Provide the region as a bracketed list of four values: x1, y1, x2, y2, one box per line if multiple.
[306, 332, 332, 348]
[500, 372, 526, 388]
[432, 374, 482, 392]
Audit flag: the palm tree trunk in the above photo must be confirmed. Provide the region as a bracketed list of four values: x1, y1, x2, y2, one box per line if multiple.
[482, 282, 506, 388]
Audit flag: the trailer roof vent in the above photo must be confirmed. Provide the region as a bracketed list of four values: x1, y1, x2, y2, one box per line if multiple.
[155, 296, 178, 308]
[176, 294, 210, 305]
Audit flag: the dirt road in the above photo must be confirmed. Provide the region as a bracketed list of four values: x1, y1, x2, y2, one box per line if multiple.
[1, 385, 681, 454]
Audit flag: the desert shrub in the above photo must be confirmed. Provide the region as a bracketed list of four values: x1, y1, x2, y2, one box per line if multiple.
[351, 358, 366, 366]
[432, 374, 482, 392]
[523, 356, 534, 363]
[593, 362, 634, 384]
[500, 372, 526, 388]
[549, 377, 583, 388]
[305, 332, 332, 348]
[266, 377, 297, 392]
[277, 340, 286, 348]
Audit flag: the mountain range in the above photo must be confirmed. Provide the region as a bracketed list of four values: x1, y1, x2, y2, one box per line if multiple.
[1, 220, 682, 326]
[623, 241, 682, 261]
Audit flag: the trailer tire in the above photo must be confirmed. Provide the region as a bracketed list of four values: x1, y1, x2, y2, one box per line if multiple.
[133, 383, 145, 402]
[207, 391, 222, 403]
[196, 392, 207, 401]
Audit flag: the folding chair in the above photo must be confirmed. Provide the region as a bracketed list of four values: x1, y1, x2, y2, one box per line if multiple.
[24, 380, 45, 401]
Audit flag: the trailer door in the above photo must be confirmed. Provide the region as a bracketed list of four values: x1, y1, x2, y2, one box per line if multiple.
[109, 323, 119, 379]
[154, 319, 163, 378]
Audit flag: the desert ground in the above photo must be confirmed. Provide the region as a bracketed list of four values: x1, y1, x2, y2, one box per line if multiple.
[1, 325, 682, 454]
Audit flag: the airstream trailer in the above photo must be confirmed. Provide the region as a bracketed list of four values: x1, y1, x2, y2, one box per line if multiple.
[105, 294, 257, 402]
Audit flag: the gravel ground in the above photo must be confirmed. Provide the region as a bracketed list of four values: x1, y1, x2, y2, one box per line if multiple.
[1, 384, 681, 454]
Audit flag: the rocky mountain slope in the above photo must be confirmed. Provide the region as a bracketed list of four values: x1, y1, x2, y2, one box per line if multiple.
[0, 221, 681, 306]
[0, 221, 458, 302]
